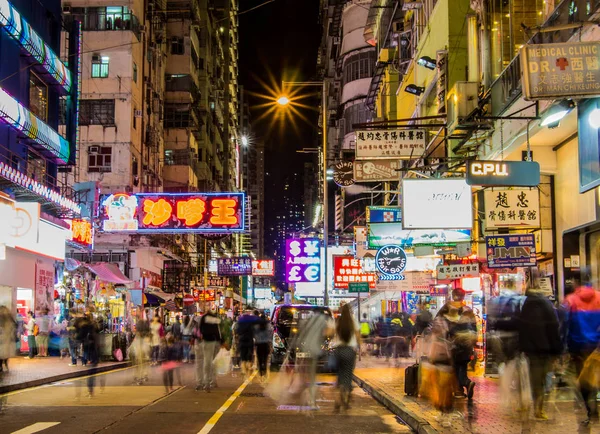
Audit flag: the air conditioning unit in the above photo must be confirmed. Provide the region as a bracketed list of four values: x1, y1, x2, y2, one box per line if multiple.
[446, 81, 479, 135]
[91, 54, 100, 62]
[62, 5, 71, 13]
[89, 146, 99, 154]
[134, 110, 143, 117]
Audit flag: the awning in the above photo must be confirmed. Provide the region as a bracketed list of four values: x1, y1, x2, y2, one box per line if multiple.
[144, 289, 176, 302]
[144, 293, 162, 307]
[87, 263, 133, 284]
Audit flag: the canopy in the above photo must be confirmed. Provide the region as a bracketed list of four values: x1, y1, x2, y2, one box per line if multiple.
[87, 263, 133, 284]
[144, 293, 162, 307]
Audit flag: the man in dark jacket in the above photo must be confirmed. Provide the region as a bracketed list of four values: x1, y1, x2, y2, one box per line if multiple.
[518, 289, 562, 420]
[235, 310, 259, 378]
[196, 306, 221, 391]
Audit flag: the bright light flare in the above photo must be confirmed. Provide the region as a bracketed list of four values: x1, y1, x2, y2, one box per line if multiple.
[277, 96, 290, 106]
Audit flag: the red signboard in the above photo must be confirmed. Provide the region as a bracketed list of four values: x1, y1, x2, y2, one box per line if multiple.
[70, 219, 93, 247]
[252, 260, 275, 276]
[333, 256, 376, 289]
[99, 192, 245, 233]
[183, 294, 195, 305]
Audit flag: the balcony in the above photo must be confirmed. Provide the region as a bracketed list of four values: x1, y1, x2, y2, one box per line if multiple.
[485, 0, 600, 116]
[64, 12, 141, 41]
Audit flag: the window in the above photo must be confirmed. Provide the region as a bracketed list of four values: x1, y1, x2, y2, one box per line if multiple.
[91, 55, 109, 78]
[133, 107, 137, 129]
[29, 72, 48, 121]
[58, 97, 67, 125]
[79, 99, 115, 125]
[170, 37, 184, 55]
[342, 50, 377, 85]
[342, 102, 371, 136]
[88, 146, 112, 172]
[133, 62, 138, 83]
[164, 103, 190, 128]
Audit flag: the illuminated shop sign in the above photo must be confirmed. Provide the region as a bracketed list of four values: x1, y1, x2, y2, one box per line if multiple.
[333, 256, 376, 289]
[252, 260, 275, 276]
[217, 257, 252, 276]
[367, 223, 471, 249]
[486, 234, 536, 268]
[366, 206, 402, 224]
[68, 219, 93, 248]
[466, 160, 540, 187]
[285, 238, 321, 283]
[376, 245, 407, 279]
[0, 161, 81, 214]
[0, 87, 70, 163]
[99, 192, 246, 233]
[0, 0, 71, 91]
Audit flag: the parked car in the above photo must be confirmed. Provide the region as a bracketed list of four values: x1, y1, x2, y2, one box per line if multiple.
[270, 304, 335, 372]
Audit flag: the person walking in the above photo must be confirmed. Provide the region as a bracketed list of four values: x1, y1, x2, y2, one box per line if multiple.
[518, 288, 562, 420]
[36, 308, 51, 357]
[150, 316, 164, 365]
[24, 311, 36, 359]
[161, 335, 182, 393]
[333, 304, 360, 413]
[563, 284, 600, 425]
[182, 316, 194, 363]
[235, 310, 258, 379]
[0, 306, 16, 371]
[254, 314, 272, 383]
[171, 315, 182, 342]
[197, 305, 221, 391]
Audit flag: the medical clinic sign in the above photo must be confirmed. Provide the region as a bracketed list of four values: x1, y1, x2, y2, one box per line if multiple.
[521, 41, 600, 100]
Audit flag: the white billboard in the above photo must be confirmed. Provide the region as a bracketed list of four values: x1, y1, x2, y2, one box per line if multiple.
[402, 179, 473, 229]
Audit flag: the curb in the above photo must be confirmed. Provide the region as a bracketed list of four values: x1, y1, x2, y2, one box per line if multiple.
[0, 362, 131, 394]
[354, 374, 438, 434]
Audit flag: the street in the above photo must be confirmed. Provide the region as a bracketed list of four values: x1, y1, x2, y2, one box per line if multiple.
[0, 365, 412, 434]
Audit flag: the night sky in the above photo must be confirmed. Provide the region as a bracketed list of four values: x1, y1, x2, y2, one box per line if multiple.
[238, 0, 322, 262]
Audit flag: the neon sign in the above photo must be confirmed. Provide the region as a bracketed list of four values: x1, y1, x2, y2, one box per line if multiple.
[252, 260, 275, 276]
[69, 219, 93, 247]
[0, 87, 70, 163]
[285, 238, 321, 283]
[0, 161, 81, 214]
[99, 192, 246, 233]
[0, 0, 71, 92]
[333, 256, 376, 289]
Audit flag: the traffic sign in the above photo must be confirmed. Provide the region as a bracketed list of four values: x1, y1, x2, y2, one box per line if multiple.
[348, 282, 370, 293]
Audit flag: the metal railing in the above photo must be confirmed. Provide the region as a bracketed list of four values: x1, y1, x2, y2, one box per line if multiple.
[64, 12, 141, 40]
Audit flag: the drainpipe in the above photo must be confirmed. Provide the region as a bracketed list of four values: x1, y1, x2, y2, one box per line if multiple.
[481, 0, 492, 89]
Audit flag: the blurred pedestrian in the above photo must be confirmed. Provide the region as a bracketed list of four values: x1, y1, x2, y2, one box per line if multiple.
[182, 315, 194, 363]
[254, 314, 272, 383]
[196, 304, 221, 391]
[0, 306, 16, 371]
[130, 328, 151, 384]
[437, 288, 478, 400]
[36, 308, 51, 357]
[24, 311, 36, 359]
[415, 302, 433, 336]
[518, 288, 562, 420]
[162, 335, 182, 393]
[333, 304, 359, 413]
[171, 315, 182, 342]
[487, 289, 523, 364]
[78, 313, 98, 366]
[150, 316, 164, 365]
[563, 284, 600, 425]
[235, 310, 259, 379]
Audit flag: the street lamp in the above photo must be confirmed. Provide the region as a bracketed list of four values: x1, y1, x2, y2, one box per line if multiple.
[278, 80, 329, 307]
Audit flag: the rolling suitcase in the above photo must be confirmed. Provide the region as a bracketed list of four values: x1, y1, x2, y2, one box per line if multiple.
[404, 363, 419, 396]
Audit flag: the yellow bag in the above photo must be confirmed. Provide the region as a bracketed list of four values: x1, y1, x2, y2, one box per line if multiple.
[420, 361, 456, 411]
[578, 349, 600, 389]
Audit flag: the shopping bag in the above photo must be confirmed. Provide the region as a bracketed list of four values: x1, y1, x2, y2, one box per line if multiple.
[500, 353, 533, 411]
[214, 348, 231, 375]
[578, 349, 600, 389]
[113, 348, 123, 362]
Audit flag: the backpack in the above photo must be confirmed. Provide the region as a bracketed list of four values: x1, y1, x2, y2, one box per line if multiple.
[360, 321, 371, 337]
[33, 324, 39, 336]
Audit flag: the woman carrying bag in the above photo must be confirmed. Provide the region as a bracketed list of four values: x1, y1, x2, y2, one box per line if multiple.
[332, 304, 360, 413]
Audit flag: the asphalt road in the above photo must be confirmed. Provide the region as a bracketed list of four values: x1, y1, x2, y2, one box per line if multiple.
[0, 364, 413, 434]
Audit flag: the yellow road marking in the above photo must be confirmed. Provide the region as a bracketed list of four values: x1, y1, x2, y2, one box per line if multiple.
[197, 372, 257, 434]
[0, 365, 134, 398]
[11, 422, 61, 434]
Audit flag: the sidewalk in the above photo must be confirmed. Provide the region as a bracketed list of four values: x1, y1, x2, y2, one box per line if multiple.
[0, 356, 129, 394]
[353, 357, 596, 434]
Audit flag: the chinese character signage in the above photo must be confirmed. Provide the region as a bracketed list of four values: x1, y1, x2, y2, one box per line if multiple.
[402, 179, 473, 229]
[99, 192, 245, 233]
[333, 256, 376, 289]
[35, 262, 55, 314]
[252, 260, 275, 276]
[486, 235, 536, 268]
[353, 160, 401, 182]
[217, 257, 252, 276]
[208, 276, 230, 287]
[285, 238, 321, 283]
[355, 130, 426, 160]
[376, 245, 407, 276]
[521, 42, 600, 100]
[436, 263, 480, 279]
[366, 206, 402, 224]
[484, 190, 540, 229]
[194, 289, 216, 301]
[466, 160, 540, 187]
[69, 219, 93, 248]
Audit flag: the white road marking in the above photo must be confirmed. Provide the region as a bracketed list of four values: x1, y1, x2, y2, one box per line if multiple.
[197, 372, 256, 434]
[11, 422, 61, 434]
